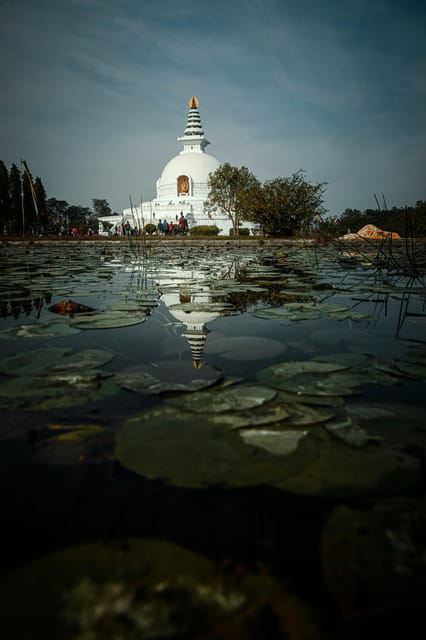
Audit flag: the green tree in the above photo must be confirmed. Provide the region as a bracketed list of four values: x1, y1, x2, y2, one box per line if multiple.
[205, 163, 261, 237]
[253, 171, 327, 237]
[34, 177, 47, 217]
[92, 198, 112, 217]
[8, 164, 22, 235]
[0, 161, 11, 234]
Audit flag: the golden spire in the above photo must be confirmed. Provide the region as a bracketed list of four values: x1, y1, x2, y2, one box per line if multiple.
[189, 96, 199, 108]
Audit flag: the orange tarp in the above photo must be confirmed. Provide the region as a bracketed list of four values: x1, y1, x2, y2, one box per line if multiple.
[340, 224, 401, 240]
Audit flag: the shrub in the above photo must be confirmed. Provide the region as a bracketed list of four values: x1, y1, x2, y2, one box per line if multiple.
[229, 227, 250, 237]
[144, 223, 157, 235]
[189, 225, 220, 236]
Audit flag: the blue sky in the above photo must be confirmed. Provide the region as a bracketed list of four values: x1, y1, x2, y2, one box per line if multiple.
[1, 0, 425, 216]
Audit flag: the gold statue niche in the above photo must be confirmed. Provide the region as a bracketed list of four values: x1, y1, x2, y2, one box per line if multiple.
[178, 175, 190, 195]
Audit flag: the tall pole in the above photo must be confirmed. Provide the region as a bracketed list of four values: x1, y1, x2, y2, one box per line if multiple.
[20, 160, 25, 237]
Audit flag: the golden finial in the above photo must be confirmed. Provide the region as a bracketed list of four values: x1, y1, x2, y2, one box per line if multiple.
[189, 96, 199, 108]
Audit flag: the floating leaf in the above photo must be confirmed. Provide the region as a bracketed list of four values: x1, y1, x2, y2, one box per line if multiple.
[0, 538, 321, 640]
[116, 405, 318, 488]
[0, 347, 71, 376]
[70, 311, 146, 329]
[205, 335, 286, 361]
[115, 360, 223, 394]
[168, 384, 277, 413]
[257, 360, 347, 390]
[0, 320, 81, 340]
[239, 429, 309, 455]
[321, 498, 426, 619]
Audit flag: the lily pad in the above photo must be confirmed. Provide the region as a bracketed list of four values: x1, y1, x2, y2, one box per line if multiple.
[0, 320, 81, 339]
[115, 405, 318, 488]
[115, 360, 223, 395]
[168, 384, 277, 413]
[257, 360, 347, 390]
[321, 498, 426, 619]
[205, 335, 287, 361]
[70, 311, 146, 329]
[0, 348, 114, 376]
[239, 429, 309, 455]
[0, 538, 321, 640]
[0, 371, 119, 411]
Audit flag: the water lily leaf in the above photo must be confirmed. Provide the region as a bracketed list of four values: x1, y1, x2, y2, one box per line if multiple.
[271, 368, 399, 397]
[0, 320, 81, 339]
[115, 360, 223, 394]
[321, 498, 426, 619]
[209, 404, 291, 430]
[281, 439, 421, 498]
[48, 348, 115, 372]
[257, 360, 347, 390]
[0, 347, 72, 376]
[393, 361, 426, 379]
[205, 335, 286, 361]
[285, 403, 335, 426]
[116, 406, 318, 488]
[313, 352, 371, 368]
[0, 538, 321, 640]
[323, 416, 380, 447]
[277, 390, 346, 407]
[252, 302, 349, 321]
[310, 328, 407, 357]
[0, 371, 119, 411]
[70, 311, 146, 329]
[168, 302, 234, 313]
[168, 384, 277, 413]
[239, 429, 309, 455]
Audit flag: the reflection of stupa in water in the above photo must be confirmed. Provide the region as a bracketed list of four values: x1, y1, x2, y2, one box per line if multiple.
[158, 271, 222, 368]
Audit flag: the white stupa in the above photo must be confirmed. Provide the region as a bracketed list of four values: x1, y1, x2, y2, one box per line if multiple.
[99, 96, 232, 236]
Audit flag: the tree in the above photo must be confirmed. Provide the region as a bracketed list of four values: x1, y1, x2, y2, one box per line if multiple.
[34, 178, 47, 218]
[0, 160, 10, 234]
[8, 164, 22, 235]
[92, 198, 112, 217]
[251, 171, 327, 237]
[205, 163, 261, 237]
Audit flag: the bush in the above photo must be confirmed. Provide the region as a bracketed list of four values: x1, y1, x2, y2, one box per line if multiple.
[229, 227, 250, 237]
[189, 225, 220, 236]
[144, 223, 157, 235]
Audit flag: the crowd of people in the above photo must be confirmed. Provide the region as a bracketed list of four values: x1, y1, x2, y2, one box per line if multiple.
[157, 213, 189, 235]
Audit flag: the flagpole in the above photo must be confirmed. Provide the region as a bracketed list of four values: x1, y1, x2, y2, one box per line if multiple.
[20, 160, 25, 237]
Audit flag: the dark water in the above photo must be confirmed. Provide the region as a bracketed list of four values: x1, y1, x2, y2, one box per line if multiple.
[0, 239, 425, 639]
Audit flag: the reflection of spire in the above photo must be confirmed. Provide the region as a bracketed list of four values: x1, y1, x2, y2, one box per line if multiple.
[182, 326, 211, 368]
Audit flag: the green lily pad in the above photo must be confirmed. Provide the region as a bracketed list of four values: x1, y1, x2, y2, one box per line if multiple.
[239, 429, 309, 455]
[0, 347, 72, 376]
[205, 336, 287, 361]
[257, 360, 347, 390]
[115, 405, 318, 488]
[70, 311, 146, 329]
[252, 302, 349, 321]
[0, 371, 119, 411]
[168, 384, 277, 413]
[0, 538, 320, 640]
[209, 404, 291, 430]
[321, 498, 426, 619]
[0, 348, 114, 376]
[0, 320, 81, 339]
[115, 360, 223, 395]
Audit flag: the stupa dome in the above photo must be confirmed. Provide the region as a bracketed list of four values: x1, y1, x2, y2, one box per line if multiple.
[157, 152, 220, 200]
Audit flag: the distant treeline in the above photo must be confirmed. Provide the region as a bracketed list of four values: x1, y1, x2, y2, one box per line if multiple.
[0, 161, 117, 236]
[318, 201, 426, 238]
[1, 159, 424, 237]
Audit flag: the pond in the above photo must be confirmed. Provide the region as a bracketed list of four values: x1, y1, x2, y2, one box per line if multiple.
[0, 237, 425, 639]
